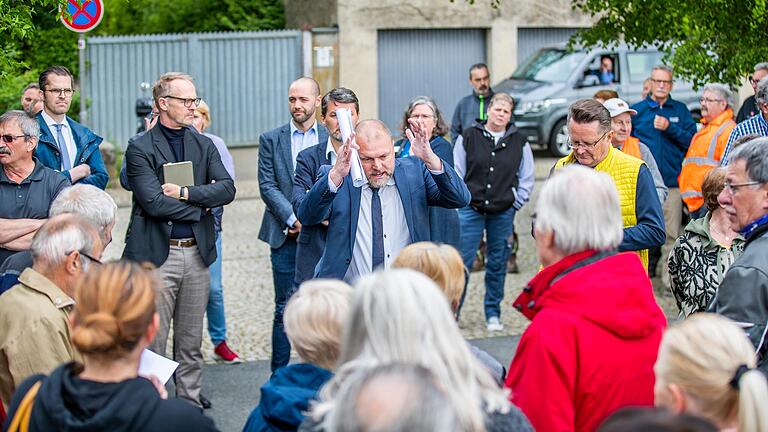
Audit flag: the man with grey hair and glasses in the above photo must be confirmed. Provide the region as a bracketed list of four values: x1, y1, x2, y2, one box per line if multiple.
[722, 76, 768, 166]
[736, 62, 768, 123]
[0, 110, 69, 269]
[553, 99, 665, 270]
[0, 184, 116, 294]
[710, 137, 768, 372]
[0, 214, 103, 407]
[678, 83, 736, 219]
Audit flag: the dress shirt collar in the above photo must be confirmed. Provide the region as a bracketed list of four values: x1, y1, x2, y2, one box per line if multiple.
[41, 109, 67, 129]
[290, 119, 318, 137]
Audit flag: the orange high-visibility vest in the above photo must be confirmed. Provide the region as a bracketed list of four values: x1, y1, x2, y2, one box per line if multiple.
[620, 136, 642, 160]
[679, 109, 736, 213]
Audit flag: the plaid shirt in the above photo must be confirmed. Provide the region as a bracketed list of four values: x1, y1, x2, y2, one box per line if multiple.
[721, 113, 768, 165]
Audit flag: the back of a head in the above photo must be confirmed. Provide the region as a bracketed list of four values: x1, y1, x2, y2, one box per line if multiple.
[536, 165, 623, 254]
[392, 242, 464, 311]
[328, 363, 459, 432]
[284, 279, 354, 370]
[31, 214, 100, 268]
[655, 313, 768, 432]
[49, 184, 116, 242]
[328, 269, 508, 432]
[594, 89, 620, 102]
[70, 261, 157, 359]
[599, 407, 718, 432]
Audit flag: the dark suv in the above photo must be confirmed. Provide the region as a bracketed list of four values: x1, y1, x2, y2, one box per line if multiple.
[495, 44, 701, 156]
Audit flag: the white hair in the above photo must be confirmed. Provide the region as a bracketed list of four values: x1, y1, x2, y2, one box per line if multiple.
[30, 215, 99, 268]
[536, 165, 623, 254]
[311, 269, 510, 432]
[49, 184, 116, 243]
[703, 83, 734, 108]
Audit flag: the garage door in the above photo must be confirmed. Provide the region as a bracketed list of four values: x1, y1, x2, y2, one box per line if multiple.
[517, 27, 583, 65]
[378, 29, 486, 138]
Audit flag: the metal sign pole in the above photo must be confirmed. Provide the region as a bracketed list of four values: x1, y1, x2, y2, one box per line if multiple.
[78, 34, 87, 124]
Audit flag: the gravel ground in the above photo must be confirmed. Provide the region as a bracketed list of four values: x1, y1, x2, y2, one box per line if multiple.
[103, 154, 679, 363]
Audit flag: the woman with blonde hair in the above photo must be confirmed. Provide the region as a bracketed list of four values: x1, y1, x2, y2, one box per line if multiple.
[393, 242, 506, 385]
[304, 269, 532, 432]
[655, 313, 768, 432]
[3, 262, 218, 432]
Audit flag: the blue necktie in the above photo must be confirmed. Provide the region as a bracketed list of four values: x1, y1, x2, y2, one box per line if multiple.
[53, 124, 72, 170]
[371, 188, 385, 270]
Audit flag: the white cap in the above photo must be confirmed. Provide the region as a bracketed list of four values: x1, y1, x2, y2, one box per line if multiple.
[603, 98, 637, 117]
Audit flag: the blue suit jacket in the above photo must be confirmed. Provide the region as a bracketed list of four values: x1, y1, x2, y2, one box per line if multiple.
[35, 112, 109, 189]
[292, 143, 332, 286]
[257, 122, 328, 249]
[297, 156, 470, 280]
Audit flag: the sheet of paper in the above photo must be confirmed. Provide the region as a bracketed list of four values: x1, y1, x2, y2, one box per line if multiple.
[336, 107, 367, 187]
[138, 349, 179, 384]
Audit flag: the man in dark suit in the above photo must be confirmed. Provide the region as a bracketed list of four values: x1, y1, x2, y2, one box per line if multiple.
[258, 77, 327, 372]
[123, 72, 235, 408]
[297, 119, 470, 281]
[292, 87, 359, 286]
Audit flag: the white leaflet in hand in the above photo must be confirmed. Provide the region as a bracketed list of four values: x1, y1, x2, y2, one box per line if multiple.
[337, 107, 367, 187]
[139, 349, 179, 384]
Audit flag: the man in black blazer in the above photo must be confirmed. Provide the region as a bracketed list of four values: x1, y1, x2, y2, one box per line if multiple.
[292, 87, 359, 286]
[258, 77, 327, 372]
[123, 72, 235, 408]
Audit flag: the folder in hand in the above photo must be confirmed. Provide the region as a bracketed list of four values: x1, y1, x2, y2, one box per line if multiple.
[163, 161, 194, 186]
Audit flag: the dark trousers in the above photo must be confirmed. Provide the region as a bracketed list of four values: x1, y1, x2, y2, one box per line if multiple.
[270, 237, 297, 372]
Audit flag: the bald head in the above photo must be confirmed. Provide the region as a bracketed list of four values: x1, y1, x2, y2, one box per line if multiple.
[290, 77, 320, 97]
[355, 120, 394, 188]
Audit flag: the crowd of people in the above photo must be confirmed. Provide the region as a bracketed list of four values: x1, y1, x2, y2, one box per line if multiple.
[0, 59, 768, 432]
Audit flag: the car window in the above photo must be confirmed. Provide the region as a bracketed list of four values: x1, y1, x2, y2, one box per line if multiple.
[581, 53, 619, 86]
[627, 51, 663, 83]
[511, 49, 587, 83]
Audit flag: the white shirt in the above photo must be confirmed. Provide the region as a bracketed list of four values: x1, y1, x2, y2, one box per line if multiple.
[325, 137, 338, 166]
[328, 175, 411, 283]
[41, 110, 76, 170]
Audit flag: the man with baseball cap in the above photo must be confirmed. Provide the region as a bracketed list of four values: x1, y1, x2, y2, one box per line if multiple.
[603, 97, 668, 205]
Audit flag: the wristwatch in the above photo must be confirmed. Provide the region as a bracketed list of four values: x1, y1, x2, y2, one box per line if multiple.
[179, 186, 188, 202]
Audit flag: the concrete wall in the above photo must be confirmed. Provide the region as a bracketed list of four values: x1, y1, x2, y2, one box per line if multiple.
[336, 0, 593, 118]
[283, 0, 338, 29]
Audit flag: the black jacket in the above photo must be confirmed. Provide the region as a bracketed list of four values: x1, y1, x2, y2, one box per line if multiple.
[711, 222, 768, 372]
[2, 362, 219, 432]
[461, 122, 526, 214]
[122, 126, 236, 267]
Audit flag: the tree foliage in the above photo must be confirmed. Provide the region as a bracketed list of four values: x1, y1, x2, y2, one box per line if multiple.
[571, 0, 768, 88]
[0, 0, 284, 113]
[95, 0, 284, 35]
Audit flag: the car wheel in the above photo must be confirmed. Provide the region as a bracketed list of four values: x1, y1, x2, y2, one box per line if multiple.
[548, 118, 570, 157]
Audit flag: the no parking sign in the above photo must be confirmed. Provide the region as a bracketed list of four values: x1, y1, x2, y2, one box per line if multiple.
[60, 0, 104, 33]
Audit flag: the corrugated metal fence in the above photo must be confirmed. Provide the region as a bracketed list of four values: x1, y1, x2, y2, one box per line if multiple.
[85, 30, 302, 148]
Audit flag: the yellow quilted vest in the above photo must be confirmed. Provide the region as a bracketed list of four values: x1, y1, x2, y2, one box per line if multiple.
[554, 146, 648, 269]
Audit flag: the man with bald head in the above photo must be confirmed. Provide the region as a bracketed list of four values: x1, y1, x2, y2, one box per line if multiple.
[297, 119, 470, 281]
[258, 76, 329, 371]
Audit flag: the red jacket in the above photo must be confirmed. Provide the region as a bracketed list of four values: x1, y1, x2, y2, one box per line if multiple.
[505, 250, 666, 432]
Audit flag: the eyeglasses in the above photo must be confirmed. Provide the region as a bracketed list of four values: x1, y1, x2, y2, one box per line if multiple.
[1, 134, 26, 143]
[650, 78, 673, 86]
[66, 250, 102, 265]
[44, 88, 74, 97]
[724, 180, 764, 193]
[567, 130, 609, 149]
[750, 77, 763, 85]
[700, 97, 724, 104]
[409, 114, 435, 120]
[163, 95, 202, 108]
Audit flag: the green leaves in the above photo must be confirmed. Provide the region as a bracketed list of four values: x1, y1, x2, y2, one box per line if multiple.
[572, 0, 768, 88]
